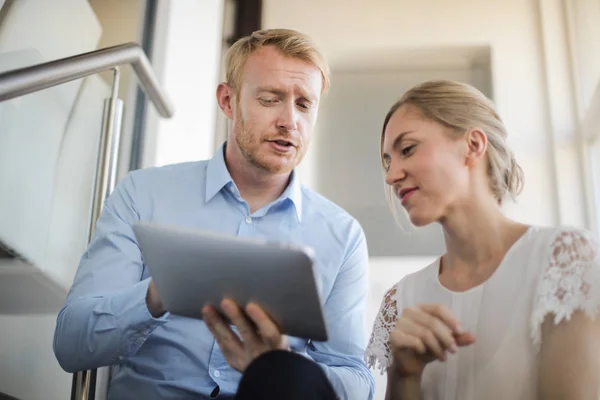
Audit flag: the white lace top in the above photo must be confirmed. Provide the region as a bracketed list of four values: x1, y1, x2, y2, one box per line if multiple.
[365, 226, 600, 400]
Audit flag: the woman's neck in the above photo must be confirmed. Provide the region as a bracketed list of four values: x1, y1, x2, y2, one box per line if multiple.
[438, 196, 529, 289]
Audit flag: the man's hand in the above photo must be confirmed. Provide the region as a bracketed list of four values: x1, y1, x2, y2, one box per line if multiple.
[146, 279, 166, 318]
[202, 299, 289, 372]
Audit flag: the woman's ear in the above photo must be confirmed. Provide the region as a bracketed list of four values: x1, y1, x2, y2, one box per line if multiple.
[464, 128, 488, 167]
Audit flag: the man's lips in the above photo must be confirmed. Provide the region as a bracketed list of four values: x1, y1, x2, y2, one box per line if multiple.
[268, 139, 297, 153]
[268, 139, 297, 147]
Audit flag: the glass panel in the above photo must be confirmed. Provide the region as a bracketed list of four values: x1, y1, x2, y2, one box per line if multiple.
[0, 2, 143, 399]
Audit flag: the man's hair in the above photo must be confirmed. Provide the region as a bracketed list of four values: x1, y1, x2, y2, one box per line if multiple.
[225, 29, 330, 94]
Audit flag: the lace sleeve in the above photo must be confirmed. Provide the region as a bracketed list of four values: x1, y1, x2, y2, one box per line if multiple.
[531, 228, 600, 349]
[365, 286, 398, 374]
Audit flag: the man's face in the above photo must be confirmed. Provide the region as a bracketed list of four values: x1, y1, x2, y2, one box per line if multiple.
[228, 46, 323, 174]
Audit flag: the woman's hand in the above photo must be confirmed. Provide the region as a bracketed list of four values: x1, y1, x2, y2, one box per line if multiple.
[389, 304, 476, 377]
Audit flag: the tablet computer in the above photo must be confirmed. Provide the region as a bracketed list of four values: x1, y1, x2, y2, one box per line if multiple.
[133, 221, 328, 342]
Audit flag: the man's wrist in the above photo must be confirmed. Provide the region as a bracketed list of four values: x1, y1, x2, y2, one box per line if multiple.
[146, 280, 166, 318]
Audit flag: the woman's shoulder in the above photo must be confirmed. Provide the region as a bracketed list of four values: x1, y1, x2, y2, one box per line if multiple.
[524, 224, 598, 247]
[529, 224, 600, 348]
[513, 225, 598, 263]
[383, 258, 439, 304]
[365, 259, 439, 373]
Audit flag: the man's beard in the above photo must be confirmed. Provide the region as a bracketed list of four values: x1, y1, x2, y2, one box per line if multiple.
[233, 113, 299, 174]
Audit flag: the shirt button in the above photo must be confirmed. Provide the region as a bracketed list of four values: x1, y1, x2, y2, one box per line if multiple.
[245, 217, 252, 224]
[213, 370, 220, 378]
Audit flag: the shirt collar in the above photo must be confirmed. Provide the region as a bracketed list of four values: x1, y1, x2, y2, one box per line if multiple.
[205, 142, 303, 223]
[205, 143, 233, 203]
[281, 169, 303, 223]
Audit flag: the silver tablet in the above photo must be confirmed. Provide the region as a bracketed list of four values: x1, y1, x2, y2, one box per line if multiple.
[133, 221, 328, 342]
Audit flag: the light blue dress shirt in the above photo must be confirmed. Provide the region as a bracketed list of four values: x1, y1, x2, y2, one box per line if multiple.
[54, 144, 375, 400]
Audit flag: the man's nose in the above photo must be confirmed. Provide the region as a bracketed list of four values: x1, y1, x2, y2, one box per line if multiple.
[277, 101, 298, 131]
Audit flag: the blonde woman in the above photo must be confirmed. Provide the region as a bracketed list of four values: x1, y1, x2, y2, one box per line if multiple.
[365, 80, 600, 399]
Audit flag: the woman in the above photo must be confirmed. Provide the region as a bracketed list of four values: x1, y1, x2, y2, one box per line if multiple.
[365, 80, 600, 399]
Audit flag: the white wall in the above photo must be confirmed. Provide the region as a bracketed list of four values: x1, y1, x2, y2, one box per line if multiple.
[567, 0, 600, 234]
[568, 0, 600, 111]
[312, 65, 489, 257]
[142, 0, 224, 168]
[264, 0, 561, 227]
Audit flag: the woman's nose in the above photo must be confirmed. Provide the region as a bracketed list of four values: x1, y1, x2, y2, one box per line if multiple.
[384, 162, 406, 186]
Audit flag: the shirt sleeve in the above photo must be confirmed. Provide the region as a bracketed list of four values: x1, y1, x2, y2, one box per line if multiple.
[307, 223, 376, 400]
[364, 285, 399, 375]
[530, 227, 600, 349]
[53, 172, 169, 373]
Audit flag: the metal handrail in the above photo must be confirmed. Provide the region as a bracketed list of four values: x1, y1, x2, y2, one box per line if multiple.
[0, 42, 174, 400]
[0, 42, 173, 118]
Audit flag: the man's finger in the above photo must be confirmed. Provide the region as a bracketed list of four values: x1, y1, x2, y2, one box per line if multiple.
[221, 299, 261, 345]
[202, 305, 244, 356]
[245, 303, 285, 349]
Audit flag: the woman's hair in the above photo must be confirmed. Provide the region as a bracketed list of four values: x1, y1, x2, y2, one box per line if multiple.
[381, 80, 524, 206]
[225, 28, 330, 95]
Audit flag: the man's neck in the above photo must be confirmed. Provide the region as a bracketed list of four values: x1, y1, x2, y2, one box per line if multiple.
[224, 145, 291, 213]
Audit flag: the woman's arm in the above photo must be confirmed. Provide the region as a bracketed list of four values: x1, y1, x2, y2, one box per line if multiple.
[385, 369, 421, 400]
[533, 228, 600, 399]
[538, 311, 600, 399]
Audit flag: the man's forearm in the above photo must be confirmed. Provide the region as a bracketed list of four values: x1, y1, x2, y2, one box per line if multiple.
[319, 362, 375, 400]
[53, 279, 166, 372]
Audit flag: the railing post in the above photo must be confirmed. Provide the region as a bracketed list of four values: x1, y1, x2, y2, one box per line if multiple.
[72, 67, 124, 400]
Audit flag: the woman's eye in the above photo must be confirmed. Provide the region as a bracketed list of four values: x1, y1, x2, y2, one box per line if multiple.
[382, 159, 391, 172]
[401, 145, 416, 156]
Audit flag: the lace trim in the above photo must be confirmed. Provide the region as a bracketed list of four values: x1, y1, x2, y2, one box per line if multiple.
[365, 286, 398, 374]
[531, 228, 600, 350]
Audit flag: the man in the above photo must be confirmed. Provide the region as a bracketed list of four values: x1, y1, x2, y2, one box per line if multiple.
[53, 29, 375, 399]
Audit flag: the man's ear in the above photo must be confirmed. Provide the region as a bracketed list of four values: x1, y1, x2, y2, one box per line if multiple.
[216, 83, 235, 120]
[464, 128, 488, 167]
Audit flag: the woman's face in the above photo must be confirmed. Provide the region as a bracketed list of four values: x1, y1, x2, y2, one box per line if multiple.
[381, 105, 472, 226]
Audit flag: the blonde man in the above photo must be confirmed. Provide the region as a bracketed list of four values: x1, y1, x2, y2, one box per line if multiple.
[54, 29, 375, 400]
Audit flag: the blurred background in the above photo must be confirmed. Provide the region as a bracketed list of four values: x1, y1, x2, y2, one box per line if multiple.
[0, 0, 598, 399]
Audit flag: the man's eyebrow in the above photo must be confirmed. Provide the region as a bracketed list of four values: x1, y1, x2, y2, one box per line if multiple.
[256, 87, 285, 96]
[256, 86, 317, 103]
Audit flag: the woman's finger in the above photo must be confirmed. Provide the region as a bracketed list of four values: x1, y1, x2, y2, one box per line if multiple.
[403, 306, 457, 354]
[454, 331, 477, 346]
[396, 318, 447, 360]
[390, 328, 427, 354]
[419, 304, 463, 334]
